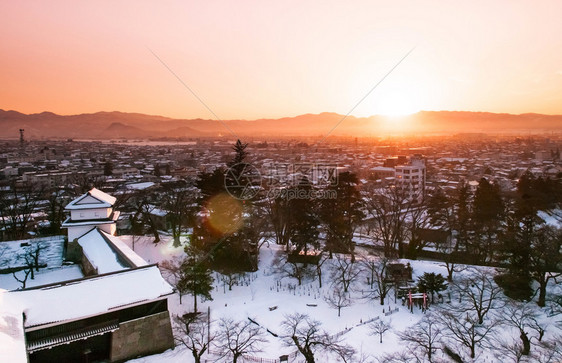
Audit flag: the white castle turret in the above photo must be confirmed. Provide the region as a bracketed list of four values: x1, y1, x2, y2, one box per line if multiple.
[62, 188, 120, 241]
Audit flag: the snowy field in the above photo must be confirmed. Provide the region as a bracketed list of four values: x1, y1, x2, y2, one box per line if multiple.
[122, 235, 562, 363]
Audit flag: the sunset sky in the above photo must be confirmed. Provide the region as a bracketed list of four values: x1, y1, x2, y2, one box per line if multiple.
[1, 1, 562, 120]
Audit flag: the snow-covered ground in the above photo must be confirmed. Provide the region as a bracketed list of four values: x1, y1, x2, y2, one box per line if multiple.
[119, 234, 185, 264]
[122, 234, 562, 363]
[0, 265, 84, 291]
[0, 235, 83, 291]
[127, 244, 417, 362]
[2, 232, 558, 362]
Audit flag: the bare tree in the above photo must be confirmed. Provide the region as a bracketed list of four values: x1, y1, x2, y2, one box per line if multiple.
[141, 202, 161, 243]
[265, 194, 293, 250]
[70, 173, 107, 195]
[362, 257, 392, 305]
[529, 316, 548, 343]
[374, 349, 424, 363]
[174, 313, 214, 363]
[369, 318, 392, 343]
[527, 225, 562, 307]
[25, 242, 47, 276]
[329, 254, 361, 293]
[161, 183, 198, 246]
[398, 313, 442, 362]
[492, 336, 529, 363]
[451, 269, 502, 324]
[274, 251, 313, 286]
[404, 201, 430, 259]
[533, 335, 562, 363]
[547, 292, 562, 319]
[281, 313, 356, 363]
[502, 301, 547, 357]
[0, 244, 8, 266]
[324, 286, 352, 317]
[215, 317, 267, 363]
[435, 235, 467, 282]
[360, 257, 379, 290]
[45, 188, 68, 235]
[160, 257, 186, 303]
[0, 183, 43, 240]
[128, 191, 160, 243]
[12, 269, 31, 289]
[330, 338, 359, 363]
[315, 252, 328, 288]
[437, 308, 498, 359]
[219, 271, 239, 291]
[13, 242, 47, 280]
[363, 184, 412, 257]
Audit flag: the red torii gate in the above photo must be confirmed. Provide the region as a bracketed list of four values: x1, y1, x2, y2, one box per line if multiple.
[407, 291, 427, 312]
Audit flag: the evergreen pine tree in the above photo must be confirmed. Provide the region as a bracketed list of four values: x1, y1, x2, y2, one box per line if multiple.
[320, 172, 363, 258]
[178, 251, 214, 313]
[416, 272, 447, 303]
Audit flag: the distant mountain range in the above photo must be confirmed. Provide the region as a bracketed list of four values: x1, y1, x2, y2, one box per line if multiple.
[0, 109, 561, 140]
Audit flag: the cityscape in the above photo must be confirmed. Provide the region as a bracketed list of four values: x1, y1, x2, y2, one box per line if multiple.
[1, 1, 562, 363]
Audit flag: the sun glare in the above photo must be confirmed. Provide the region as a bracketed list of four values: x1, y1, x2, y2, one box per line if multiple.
[374, 89, 420, 117]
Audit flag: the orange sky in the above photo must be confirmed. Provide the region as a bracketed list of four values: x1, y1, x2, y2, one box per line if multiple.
[1, 1, 562, 120]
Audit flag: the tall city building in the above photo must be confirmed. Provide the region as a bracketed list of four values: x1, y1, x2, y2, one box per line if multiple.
[395, 154, 426, 203]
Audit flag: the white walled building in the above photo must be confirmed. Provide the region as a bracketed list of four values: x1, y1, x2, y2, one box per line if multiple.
[62, 188, 120, 241]
[395, 155, 426, 202]
[1, 188, 175, 362]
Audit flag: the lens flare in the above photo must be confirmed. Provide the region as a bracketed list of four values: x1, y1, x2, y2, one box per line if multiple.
[204, 193, 244, 235]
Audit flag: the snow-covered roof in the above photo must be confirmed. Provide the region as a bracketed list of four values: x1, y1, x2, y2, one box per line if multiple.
[126, 182, 155, 190]
[65, 188, 116, 210]
[371, 166, 395, 171]
[88, 188, 117, 205]
[99, 230, 148, 268]
[77, 229, 129, 274]
[0, 292, 27, 363]
[5, 265, 173, 328]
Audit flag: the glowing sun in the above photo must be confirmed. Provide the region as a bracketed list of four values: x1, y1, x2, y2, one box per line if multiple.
[374, 88, 420, 117]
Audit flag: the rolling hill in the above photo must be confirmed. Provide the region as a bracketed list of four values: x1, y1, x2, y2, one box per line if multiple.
[0, 109, 560, 140]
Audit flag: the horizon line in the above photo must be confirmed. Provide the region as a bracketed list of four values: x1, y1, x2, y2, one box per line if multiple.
[2, 108, 562, 121]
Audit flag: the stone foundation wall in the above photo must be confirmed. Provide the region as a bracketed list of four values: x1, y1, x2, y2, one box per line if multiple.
[109, 310, 174, 362]
[65, 240, 82, 263]
[65, 241, 98, 276]
[80, 251, 98, 276]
